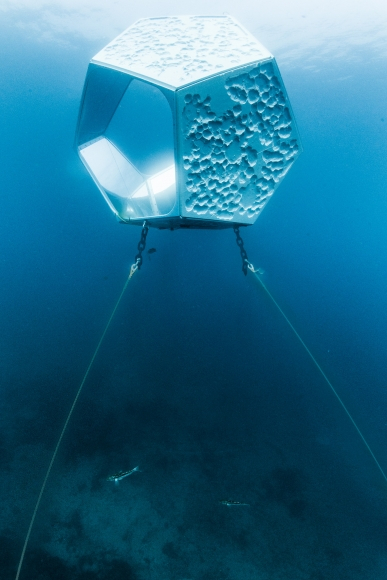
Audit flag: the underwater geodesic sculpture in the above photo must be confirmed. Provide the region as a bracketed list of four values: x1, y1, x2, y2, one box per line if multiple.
[75, 15, 302, 229]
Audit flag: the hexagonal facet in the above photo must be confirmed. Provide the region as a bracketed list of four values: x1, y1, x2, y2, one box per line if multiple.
[75, 15, 302, 229]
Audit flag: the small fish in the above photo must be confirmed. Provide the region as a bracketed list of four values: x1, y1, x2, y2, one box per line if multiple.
[107, 466, 140, 484]
[219, 499, 250, 507]
[147, 248, 156, 256]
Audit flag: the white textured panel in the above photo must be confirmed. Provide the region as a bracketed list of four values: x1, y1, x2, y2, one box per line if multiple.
[178, 60, 301, 223]
[92, 16, 271, 88]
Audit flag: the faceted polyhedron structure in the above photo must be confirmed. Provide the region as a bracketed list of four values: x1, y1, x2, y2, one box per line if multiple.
[75, 15, 302, 229]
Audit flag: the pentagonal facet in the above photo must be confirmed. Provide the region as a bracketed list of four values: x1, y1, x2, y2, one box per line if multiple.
[75, 15, 302, 229]
[177, 60, 300, 224]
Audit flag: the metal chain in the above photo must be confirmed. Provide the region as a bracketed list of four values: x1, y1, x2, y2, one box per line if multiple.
[129, 221, 149, 278]
[135, 221, 149, 268]
[233, 225, 249, 276]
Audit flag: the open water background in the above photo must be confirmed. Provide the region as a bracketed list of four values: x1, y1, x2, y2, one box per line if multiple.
[1, 3, 387, 579]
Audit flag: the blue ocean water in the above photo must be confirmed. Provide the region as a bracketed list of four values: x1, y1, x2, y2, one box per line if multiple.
[1, 8, 387, 580]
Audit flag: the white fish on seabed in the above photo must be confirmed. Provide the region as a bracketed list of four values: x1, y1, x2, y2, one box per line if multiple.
[107, 466, 140, 485]
[219, 499, 250, 507]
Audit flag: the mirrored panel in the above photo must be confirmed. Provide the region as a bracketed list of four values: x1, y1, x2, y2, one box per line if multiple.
[106, 78, 175, 176]
[78, 73, 177, 221]
[80, 138, 176, 219]
[76, 64, 131, 146]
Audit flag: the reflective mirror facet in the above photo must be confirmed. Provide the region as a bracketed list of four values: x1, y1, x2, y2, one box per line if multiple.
[77, 75, 177, 221]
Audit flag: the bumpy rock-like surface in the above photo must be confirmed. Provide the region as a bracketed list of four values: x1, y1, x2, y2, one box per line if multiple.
[93, 16, 269, 88]
[182, 61, 299, 221]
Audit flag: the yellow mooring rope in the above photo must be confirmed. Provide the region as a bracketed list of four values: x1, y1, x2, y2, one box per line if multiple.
[15, 266, 137, 580]
[247, 263, 387, 486]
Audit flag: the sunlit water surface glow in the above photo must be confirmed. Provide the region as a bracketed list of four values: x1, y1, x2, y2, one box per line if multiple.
[1, 1, 387, 579]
